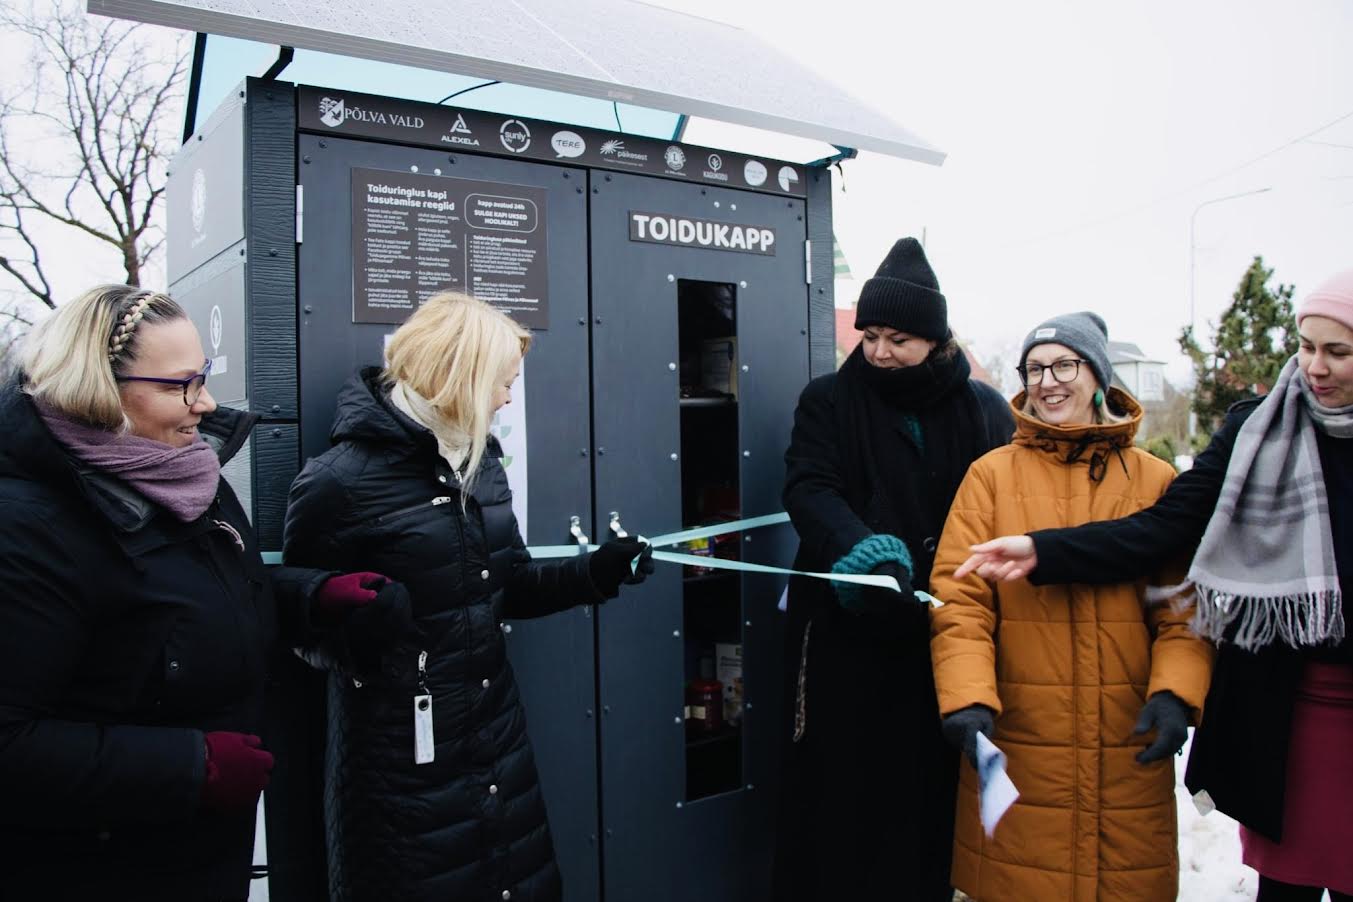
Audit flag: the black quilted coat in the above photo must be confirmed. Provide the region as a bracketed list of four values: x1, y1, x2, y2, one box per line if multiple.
[283, 368, 603, 902]
[0, 377, 329, 901]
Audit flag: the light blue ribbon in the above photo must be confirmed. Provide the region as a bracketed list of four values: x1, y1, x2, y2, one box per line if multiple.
[263, 511, 942, 606]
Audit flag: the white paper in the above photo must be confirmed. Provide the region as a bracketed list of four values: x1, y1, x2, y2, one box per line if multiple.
[976, 733, 1018, 837]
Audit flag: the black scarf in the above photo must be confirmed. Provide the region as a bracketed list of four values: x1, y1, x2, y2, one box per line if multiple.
[835, 344, 987, 579]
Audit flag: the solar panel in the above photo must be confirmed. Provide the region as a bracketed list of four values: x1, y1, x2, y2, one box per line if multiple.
[87, 0, 944, 164]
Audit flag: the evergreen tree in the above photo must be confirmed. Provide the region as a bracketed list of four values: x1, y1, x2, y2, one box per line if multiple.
[1178, 256, 1297, 433]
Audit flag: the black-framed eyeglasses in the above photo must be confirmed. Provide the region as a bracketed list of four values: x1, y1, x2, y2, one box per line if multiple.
[115, 358, 212, 406]
[1017, 358, 1088, 387]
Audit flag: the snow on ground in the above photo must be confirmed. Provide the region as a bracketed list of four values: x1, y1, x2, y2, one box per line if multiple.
[1177, 731, 1260, 901]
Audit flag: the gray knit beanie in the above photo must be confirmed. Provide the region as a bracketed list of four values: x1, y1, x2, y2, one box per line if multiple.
[1019, 311, 1112, 390]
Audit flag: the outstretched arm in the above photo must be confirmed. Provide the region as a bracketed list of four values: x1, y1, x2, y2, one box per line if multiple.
[955, 407, 1247, 585]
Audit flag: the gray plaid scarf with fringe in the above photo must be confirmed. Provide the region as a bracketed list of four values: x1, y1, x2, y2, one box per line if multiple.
[1188, 356, 1353, 649]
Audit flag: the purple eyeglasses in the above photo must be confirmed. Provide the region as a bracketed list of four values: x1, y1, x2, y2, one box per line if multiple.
[115, 358, 212, 406]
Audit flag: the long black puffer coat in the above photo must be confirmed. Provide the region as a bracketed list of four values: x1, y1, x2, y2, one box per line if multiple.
[0, 377, 328, 901]
[283, 368, 603, 902]
[773, 354, 1013, 902]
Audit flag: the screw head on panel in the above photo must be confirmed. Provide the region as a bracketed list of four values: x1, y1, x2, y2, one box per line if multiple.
[434, 168, 442, 176]
[673, 630, 680, 637]
[743, 450, 751, 458]
[730, 203, 737, 211]
[668, 362, 676, 371]
[674, 716, 681, 724]
[670, 453, 678, 461]
[666, 274, 675, 282]
[741, 365, 749, 373]
[410, 165, 419, 173]
[304, 305, 313, 313]
[302, 156, 311, 164]
[317, 140, 327, 148]
[713, 201, 721, 208]
[739, 281, 748, 289]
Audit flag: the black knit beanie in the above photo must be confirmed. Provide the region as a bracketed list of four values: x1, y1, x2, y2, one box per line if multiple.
[1019, 311, 1113, 391]
[853, 238, 948, 340]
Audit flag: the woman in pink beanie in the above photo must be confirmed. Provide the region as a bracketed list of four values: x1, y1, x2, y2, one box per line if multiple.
[954, 267, 1353, 902]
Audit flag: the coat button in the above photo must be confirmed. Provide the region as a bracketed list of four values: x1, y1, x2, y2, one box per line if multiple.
[502, 892, 512, 901]
[482, 678, 491, 689]
[168, 660, 180, 671]
[489, 784, 499, 795]
[501, 622, 513, 634]
[481, 569, 490, 580]
[438, 475, 447, 484]
[923, 536, 938, 552]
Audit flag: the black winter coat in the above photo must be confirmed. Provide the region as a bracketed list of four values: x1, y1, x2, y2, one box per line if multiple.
[773, 368, 1013, 902]
[283, 369, 603, 902]
[1029, 398, 1353, 841]
[0, 379, 327, 901]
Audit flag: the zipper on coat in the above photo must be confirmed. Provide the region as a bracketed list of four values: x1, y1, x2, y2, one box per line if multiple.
[375, 495, 454, 524]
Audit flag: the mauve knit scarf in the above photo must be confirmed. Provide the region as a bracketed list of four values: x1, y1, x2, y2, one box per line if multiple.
[37, 402, 221, 523]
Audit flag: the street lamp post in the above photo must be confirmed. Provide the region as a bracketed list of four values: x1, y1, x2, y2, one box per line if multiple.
[1189, 187, 1272, 332]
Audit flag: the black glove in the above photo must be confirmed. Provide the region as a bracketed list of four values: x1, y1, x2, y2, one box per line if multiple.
[941, 704, 995, 769]
[840, 561, 914, 614]
[345, 580, 418, 676]
[1133, 690, 1190, 764]
[589, 537, 655, 598]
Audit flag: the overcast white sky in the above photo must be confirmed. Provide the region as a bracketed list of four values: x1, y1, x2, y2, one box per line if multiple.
[674, 0, 1353, 382]
[7, 0, 1352, 385]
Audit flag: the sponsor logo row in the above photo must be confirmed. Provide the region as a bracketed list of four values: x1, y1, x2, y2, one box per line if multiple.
[317, 95, 801, 193]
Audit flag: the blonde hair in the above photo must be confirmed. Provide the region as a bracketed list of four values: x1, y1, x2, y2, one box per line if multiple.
[383, 292, 531, 493]
[20, 284, 185, 430]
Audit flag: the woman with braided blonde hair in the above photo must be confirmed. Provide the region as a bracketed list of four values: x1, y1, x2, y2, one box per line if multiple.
[0, 284, 411, 900]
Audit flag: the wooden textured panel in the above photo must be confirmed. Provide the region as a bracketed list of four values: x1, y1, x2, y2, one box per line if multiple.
[245, 78, 299, 419]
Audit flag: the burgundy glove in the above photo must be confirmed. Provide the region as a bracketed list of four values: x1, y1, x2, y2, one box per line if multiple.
[314, 572, 389, 621]
[200, 731, 274, 813]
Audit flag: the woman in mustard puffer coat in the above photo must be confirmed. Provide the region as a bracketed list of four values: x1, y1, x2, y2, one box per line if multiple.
[929, 312, 1214, 901]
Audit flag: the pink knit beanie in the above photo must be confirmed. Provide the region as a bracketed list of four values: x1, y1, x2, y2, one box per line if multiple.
[1297, 268, 1353, 333]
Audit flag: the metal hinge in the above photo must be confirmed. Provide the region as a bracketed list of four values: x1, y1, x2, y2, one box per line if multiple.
[295, 184, 304, 244]
[804, 240, 812, 285]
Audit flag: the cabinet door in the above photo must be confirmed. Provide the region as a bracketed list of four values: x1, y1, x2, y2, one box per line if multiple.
[589, 171, 809, 902]
[297, 137, 600, 900]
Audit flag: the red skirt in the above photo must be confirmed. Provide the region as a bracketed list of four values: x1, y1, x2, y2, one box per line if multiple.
[1241, 661, 1353, 894]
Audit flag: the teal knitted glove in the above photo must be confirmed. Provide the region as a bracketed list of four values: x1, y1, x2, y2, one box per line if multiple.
[831, 534, 914, 611]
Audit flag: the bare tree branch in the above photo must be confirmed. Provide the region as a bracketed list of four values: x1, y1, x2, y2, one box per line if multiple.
[0, 0, 185, 310]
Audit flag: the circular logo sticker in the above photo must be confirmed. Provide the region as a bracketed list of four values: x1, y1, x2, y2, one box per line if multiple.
[707, 153, 723, 172]
[744, 159, 767, 187]
[664, 145, 687, 171]
[499, 119, 531, 153]
[209, 305, 222, 354]
[778, 166, 800, 192]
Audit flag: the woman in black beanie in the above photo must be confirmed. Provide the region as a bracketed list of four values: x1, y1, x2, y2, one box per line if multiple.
[772, 238, 1014, 901]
